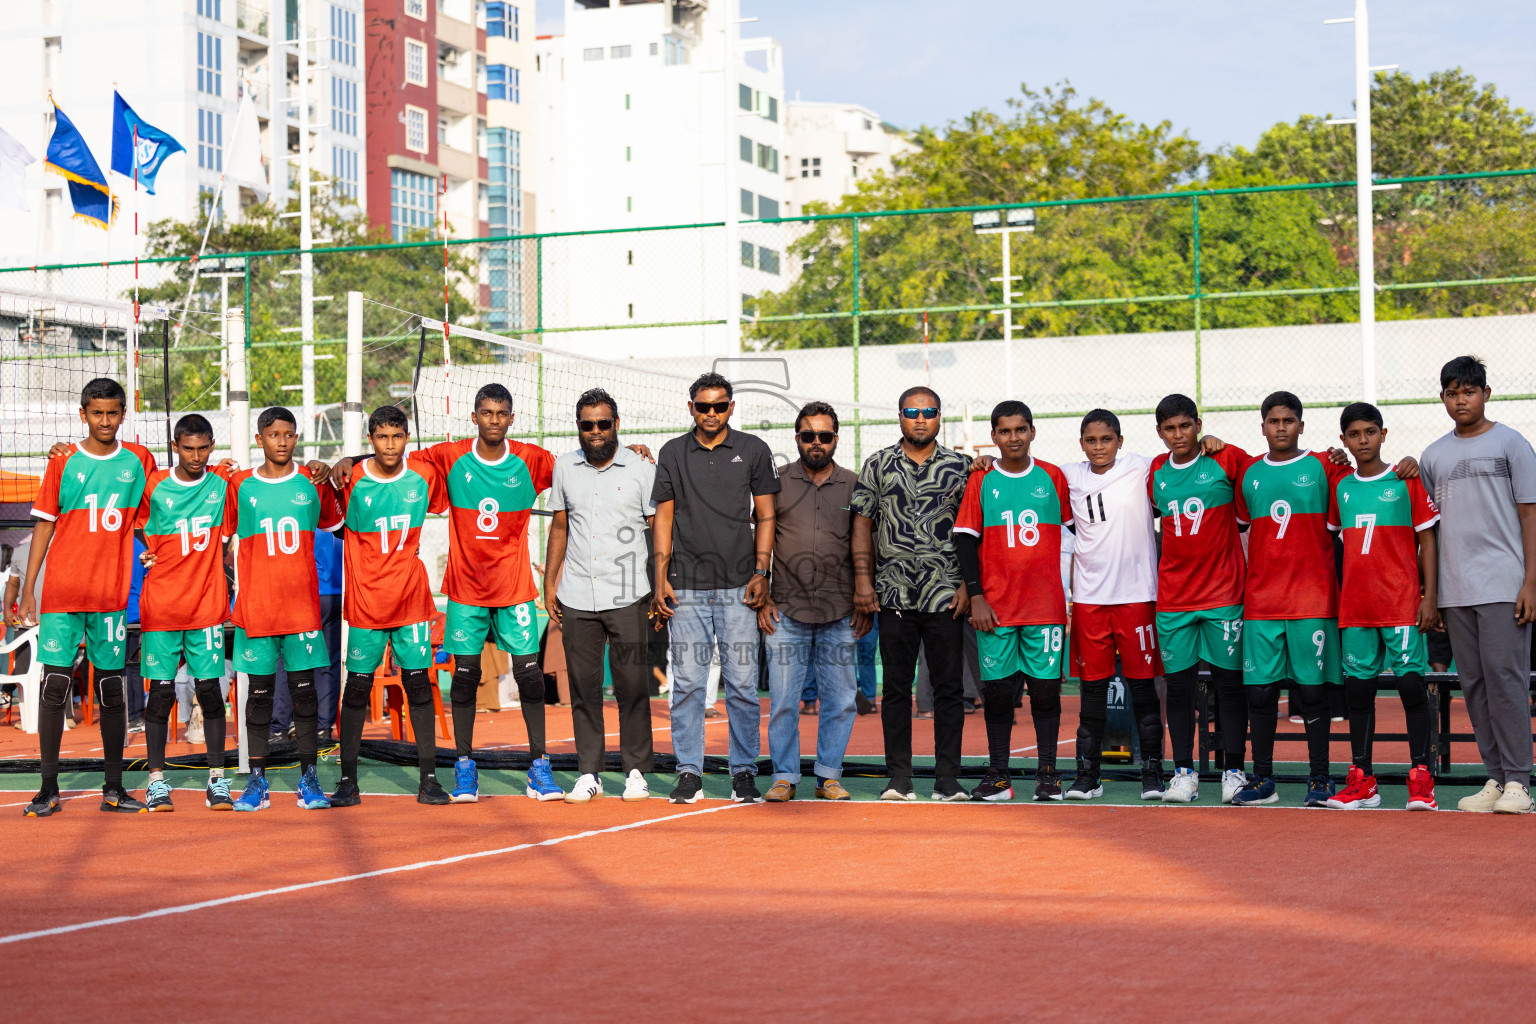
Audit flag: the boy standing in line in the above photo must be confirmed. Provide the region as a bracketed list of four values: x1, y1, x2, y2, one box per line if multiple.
[954, 401, 1072, 802]
[1421, 356, 1536, 814]
[227, 408, 340, 812]
[134, 414, 235, 811]
[1327, 402, 1440, 811]
[330, 406, 452, 807]
[21, 378, 156, 817]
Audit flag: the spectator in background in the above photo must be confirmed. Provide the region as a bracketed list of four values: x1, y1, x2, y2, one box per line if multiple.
[854, 618, 878, 715]
[124, 536, 148, 734]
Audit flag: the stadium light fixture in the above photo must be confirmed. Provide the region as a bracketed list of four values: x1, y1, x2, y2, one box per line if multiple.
[1005, 207, 1036, 230]
[970, 210, 1002, 232]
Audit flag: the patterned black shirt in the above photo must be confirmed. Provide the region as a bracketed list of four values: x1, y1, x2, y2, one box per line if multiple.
[851, 442, 970, 613]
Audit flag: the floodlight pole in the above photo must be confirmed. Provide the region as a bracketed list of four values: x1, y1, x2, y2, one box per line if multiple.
[1328, 0, 1381, 403]
[296, 0, 318, 458]
[979, 224, 1030, 399]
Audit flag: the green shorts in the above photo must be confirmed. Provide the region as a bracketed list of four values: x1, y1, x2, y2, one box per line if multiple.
[141, 627, 226, 681]
[1342, 625, 1429, 678]
[38, 610, 127, 670]
[1242, 617, 1340, 685]
[232, 627, 331, 675]
[443, 599, 539, 657]
[1155, 604, 1244, 675]
[977, 624, 1065, 681]
[346, 621, 434, 673]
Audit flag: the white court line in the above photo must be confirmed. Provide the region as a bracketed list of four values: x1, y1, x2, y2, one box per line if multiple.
[0, 801, 748, 946]
[1011, 738, 1078, 755]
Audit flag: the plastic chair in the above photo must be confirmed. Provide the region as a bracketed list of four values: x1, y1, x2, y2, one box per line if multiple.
[371, 644, 452, 742]
[0, 627, 43, 733]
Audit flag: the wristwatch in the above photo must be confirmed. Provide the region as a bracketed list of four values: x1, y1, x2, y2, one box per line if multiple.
[752, 568, 770, 579]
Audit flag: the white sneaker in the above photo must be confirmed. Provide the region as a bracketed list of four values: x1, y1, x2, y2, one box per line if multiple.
[1493, 780, 1534, 814]
[186, 706, 205, 745]
[621, 769, 649, 802]
[1458, 779, 1504, 813]
[1221, 769, 1247, 804]
[564, 773, 603, 804]
[1162, 767, 1199, 803]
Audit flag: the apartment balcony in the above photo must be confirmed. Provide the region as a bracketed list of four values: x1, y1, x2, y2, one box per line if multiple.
[438, 79, 477, 117]
[236, 0, 269, 38]
[435, 12, 476, 54]
[438, 143, 479, 185]
[844, 129, 886, 157]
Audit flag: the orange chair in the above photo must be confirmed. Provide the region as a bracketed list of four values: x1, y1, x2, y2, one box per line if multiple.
[370, 637, 452, 742]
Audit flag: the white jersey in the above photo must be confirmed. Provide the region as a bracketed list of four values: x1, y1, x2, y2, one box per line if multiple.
[1061, 452, 1158, 605]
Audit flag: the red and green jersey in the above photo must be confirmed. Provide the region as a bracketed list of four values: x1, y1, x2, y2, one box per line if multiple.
[1329, 469, 1439, 627]
[1147, 446, 1250, 613]
[1235, 450, 1350, 620]
[337, 460, 449, 630]
[31, 441, 157, 613]
[224, 465, 342, 638]
[135, 467, 232, 631]
[412, 438, 554, 608]
[953, 458, 1072, 626]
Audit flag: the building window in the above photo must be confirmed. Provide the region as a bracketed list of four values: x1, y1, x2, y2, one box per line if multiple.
[625, 145, 631, 162]
[405, 38, 428, 86]
[404, 0, 425, 19]
[197, 0, 222, 18]
[476, 118, 487, 155]
[198, 185, 222, 222]
[739, 83, 752, 111]
[196, 108, 222, 170]
[740, 241, 754, 267]
[863, 118, 873, 130]
[624, 94, 630, 110]
[486, 65, 519, 102]
[330, 77, 357, 135]
[739, 136, 752, 162]
[758, 196, 779, 220]
[739, 189, 754, 216]
[404, 105, 428, 153]
[649, 41, 657, 56]
[664, 34, 688, 65]
[583, 47, 603, 61]
[766, 96, 779, 121]
[758, 247, 780, 275]
[486, 2, 518, 40]
[330, 6, 357, 66]
[626, 196, 632, 212]
[801, 156, 821, 178]
[331, 146, 358, 199]
[196, 32, 222, 95]
[438, 114, 448, 145]
[756, 143, 778, 173]
[610, 45, 630, 59]
[390, 168, 436, 241]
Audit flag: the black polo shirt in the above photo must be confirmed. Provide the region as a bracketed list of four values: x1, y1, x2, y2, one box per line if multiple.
[652, 426, 782, 591]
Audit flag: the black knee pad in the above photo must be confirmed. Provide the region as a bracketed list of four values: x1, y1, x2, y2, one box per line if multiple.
[1246, 683, 1280, 714]
[1294, 683, 1328, 716]
[41, 669, 72, 710]
[401, 668, 433, 706]
[194, 678, 226, 718]
[1395, 674, 1428, 711]
[1027, 677, 1062, 719]
[342, 671, 375, 710]
[512, 657, 544, 704]
[1344, 676, 1378, 714]
[450, 658, 481, 709]
[144, 680, 176, 725]
[246, 674, 276, 729]
[287, 670, 317, 719]
[981, 679, 1015, 724]
[96, 673, 125, 710]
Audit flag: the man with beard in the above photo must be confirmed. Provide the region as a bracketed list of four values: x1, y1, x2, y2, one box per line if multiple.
[544, 388, 657, 803]
[758, 402, 865, 801]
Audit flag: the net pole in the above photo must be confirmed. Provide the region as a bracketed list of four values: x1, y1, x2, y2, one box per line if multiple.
[1353, 0, 1378, 404]
[1192, 194, 1202, 407]
[161, 318, 172, 463]
[344, 290, 363, 455]
[226, 303, 250, 773]
[440, 174, 452, 442]
[851, 217, 861, 464]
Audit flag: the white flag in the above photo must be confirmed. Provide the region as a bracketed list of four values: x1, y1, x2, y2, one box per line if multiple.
[228, 93, 268, 201]
[0, 125, 37, 212]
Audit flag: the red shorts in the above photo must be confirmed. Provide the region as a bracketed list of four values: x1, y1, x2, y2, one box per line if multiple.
[1070, 601, 1162, 680]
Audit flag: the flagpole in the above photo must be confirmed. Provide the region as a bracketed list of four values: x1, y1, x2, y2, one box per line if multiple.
[133, 124, 143, 443]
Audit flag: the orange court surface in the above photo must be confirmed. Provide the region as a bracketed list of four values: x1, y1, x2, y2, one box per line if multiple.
[2, 693, 1535, 1021]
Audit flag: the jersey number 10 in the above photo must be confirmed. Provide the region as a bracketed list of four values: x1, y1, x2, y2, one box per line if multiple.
[258, 516, 302, 556]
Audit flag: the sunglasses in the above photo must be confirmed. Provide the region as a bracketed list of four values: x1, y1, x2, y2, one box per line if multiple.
[901, 406, 940, 420]
[693, 401, 731, 414]
[798, 430, 836, 444]
[578, 419, 613, 432]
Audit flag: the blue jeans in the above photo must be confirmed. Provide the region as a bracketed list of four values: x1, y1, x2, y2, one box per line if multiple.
[764, 613, 856, 783]
[668, 586, 761, 776]
[855, 616, 879, 699]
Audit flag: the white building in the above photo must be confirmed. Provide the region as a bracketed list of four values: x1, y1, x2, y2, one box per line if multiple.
[0, 1, 364, 271]
[534, 0, 786, 357]
[784, 100, 915, 211]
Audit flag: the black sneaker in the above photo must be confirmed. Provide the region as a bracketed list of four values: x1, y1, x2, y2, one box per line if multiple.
[669, 771, 703, 804]
[856, 693, 877, 716]
[24, 788, 60, 817]
[417, 776, 451, 805]
[101, 785, 148, 813]
[961, 698, 978, 714]
[970, 767, 1014, 802]
[317, 727, 335, 745]
[879, 777, 916, 801]
[1140, 763, 1167, 801]
[931, 776, 970, 801]
[1033, 766, 1063, 802]
[330, 776, 362, 807]
[731, 771, 763, 804]
[1064, 772, 1103, 801]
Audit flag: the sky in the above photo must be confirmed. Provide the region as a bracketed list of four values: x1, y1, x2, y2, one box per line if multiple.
[538, 0, 1536, 152]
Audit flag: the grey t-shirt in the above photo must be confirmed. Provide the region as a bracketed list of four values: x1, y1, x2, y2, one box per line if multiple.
[1420, 421, 1536, 608]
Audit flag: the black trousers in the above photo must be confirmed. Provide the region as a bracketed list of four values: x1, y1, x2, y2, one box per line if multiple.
[878, 608, 964, 780]
[561, 598, 655, 776]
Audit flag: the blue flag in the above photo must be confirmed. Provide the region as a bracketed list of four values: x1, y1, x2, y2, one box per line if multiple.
[44, 96, 115, 229]
[110, 91, 184, 195]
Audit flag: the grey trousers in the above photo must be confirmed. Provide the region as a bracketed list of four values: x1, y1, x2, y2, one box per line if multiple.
[1443, 604, 1533, 786]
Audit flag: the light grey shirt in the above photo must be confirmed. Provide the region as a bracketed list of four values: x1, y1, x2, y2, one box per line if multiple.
[548, 445, 656, 612]
[1421, 421, 1536, 608]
